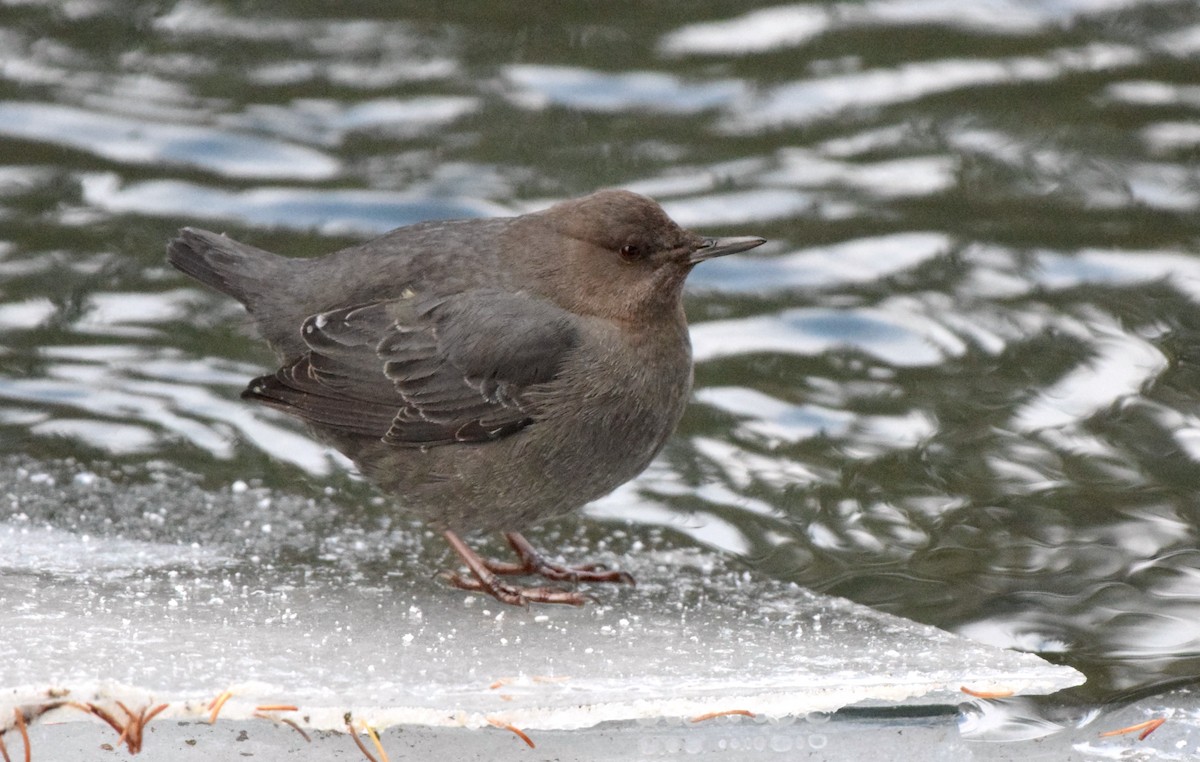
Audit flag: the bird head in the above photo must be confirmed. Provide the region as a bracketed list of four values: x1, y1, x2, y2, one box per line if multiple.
[514, 190, 765, 325]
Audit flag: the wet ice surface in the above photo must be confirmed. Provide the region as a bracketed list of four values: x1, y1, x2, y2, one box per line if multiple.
[0, 458, 1079, 749]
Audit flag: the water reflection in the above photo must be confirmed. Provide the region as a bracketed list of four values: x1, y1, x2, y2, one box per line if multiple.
[505, 65, 746, 114]
[692, 306, 967, 366]
[0, 101, 340, 180]
[687, 232, 952, 291]
[83, 175, 508, 234]
[661, 0, 1161, 57]
[959, 695, 1094, 742]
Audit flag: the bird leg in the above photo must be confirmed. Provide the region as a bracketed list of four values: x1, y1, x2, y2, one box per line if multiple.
[441, 531, 635, 606]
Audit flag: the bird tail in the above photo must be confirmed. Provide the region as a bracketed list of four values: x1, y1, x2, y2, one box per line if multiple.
[166, 227, 291, 310]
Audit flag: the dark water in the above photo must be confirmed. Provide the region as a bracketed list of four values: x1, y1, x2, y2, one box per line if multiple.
[2, 0, 1199, 724]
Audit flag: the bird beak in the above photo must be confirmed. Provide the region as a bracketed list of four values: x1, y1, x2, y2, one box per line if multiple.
[688, 236, 767, 264]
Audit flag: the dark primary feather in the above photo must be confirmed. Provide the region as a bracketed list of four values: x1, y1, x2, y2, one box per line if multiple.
[243, 290, 580, 446]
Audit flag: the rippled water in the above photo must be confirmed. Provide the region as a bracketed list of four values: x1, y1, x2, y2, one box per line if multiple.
[2, 0, 1199, 727]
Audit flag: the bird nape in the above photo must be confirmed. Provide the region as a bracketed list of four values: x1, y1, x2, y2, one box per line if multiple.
[167, 189, 765, 606]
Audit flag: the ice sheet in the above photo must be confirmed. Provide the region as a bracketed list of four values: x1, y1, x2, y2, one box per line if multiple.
[0, 459, 1082, 753]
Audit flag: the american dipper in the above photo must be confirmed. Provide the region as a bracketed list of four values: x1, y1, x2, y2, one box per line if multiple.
[167, 190, 765, 605]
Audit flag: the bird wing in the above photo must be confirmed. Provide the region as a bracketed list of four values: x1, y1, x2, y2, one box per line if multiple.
[242, 291, 580, 446]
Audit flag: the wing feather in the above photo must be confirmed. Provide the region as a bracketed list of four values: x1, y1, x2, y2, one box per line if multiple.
[242, 291, 578, 447]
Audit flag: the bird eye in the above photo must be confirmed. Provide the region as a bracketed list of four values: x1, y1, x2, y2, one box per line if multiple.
[619, 244, 640, 263]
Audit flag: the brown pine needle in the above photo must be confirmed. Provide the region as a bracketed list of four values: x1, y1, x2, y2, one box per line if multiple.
[280, 718, 311, 743]
[345, 719, 379, 762]
[114, 719, 132, 752]
[76, 700, 146, 754]
[12, 710, 29, 762]
[253, 712, 312, 743]
[133, 704, 169, 753]
[690, 709, 756, 723]
[66, 699, 161, 752]
[208, 690, 234, 724]
[960, 687, 1015, 699]
[1138, 719, 1166, 741]
[1100, 717, 1166, 741]
[360, 721, 390, 762]
[0, 729, 10, 762]
[116, 701, 137, 722]
[114, 702, 146, 753]
[490, 675, 568, 690]
[255, 704, 299, 712]
[144, 704, 169, 724]
[66, 703, 120, 735]
[488, 718, 535, 748]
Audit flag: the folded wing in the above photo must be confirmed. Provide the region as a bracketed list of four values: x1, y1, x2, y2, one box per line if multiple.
[243, 290, 580, 446]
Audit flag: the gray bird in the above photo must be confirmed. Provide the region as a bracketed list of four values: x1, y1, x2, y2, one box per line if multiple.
[167, 189, 764, 605]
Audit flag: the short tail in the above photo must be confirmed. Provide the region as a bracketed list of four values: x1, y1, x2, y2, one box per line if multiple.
[166, 227, 289, 309]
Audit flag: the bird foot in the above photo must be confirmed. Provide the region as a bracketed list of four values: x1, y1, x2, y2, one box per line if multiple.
[486, 532, 636, 586]
[441, 530, 634, 607]
[442, 571, 590, 606]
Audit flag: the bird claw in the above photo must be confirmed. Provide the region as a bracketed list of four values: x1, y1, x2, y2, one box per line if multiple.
[488, 532, 637, 586]
[512, 562, 635, 587]
[441, 530, 631, 607]
[443, 572, 590, 606]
